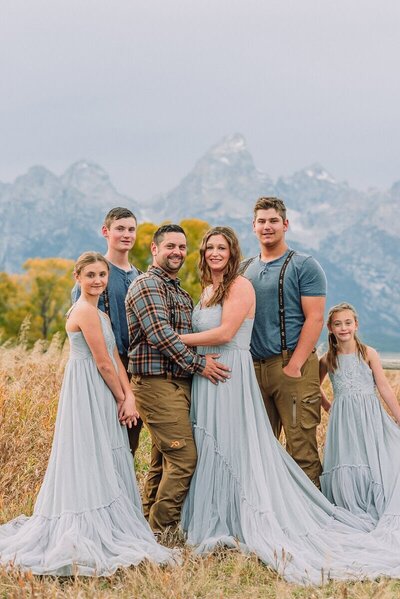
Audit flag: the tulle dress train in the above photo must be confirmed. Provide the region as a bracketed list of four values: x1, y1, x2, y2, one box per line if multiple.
[0, 311, 175, 575]
[181, 305, 400, 585]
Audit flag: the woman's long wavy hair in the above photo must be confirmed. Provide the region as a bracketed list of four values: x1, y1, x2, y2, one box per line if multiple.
[326, 302, 368, 372]
[198, 226, 241, 307]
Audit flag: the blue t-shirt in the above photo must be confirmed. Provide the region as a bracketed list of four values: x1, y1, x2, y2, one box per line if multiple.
[243, 249, 327, 359]
[71, 262, 140, 357]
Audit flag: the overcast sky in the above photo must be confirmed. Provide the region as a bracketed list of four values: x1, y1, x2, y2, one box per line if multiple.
[1, 0, 400, 200]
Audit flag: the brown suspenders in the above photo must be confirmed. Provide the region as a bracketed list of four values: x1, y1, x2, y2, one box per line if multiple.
[278, 251, 295, 363]
[240, 250, 296, 362]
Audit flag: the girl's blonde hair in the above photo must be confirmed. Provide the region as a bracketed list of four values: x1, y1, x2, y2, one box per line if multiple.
[198, 226, 241, 307]
[326, 302, 368, 372]
[74, 252, 109, 276]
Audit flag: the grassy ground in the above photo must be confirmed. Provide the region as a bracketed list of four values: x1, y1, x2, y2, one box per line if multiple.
[0, 337, 399, 599]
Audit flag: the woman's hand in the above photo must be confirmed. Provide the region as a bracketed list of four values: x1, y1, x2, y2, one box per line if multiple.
[118, 392, 139, 428]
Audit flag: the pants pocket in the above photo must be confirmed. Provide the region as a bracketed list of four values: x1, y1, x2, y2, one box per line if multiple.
[159, 437, 187, 452]
[300, 395, 321, 429]
[146, 415, 180, 452]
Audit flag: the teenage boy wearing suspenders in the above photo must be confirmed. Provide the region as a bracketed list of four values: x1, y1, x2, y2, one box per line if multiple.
[240, 197, 327, 488]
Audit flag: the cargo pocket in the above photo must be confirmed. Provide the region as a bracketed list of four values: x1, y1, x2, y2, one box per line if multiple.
[146, 413, 180, 452]
[159, 437, 187, 452]
[300, 395, 321, 429]
[280, 371, 302, 429]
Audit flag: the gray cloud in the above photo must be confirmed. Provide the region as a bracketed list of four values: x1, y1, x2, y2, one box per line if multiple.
[1, 0, 400, 199]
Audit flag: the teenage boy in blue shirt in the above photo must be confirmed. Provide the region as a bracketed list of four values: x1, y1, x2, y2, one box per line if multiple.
[72, 207, 142, 455]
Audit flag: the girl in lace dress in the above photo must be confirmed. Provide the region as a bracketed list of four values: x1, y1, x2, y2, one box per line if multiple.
[320, 302, 400, 523]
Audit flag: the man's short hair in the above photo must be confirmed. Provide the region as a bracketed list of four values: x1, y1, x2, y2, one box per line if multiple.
[253, 197, 287, 221]
[152, 224, 186, 246]
[104, 207, 137, 228]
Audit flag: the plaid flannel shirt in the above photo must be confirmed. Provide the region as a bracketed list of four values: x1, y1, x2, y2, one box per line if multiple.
[125, 266, 206, 378]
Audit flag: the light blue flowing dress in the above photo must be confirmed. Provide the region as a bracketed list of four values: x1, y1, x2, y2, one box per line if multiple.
[181, 305, 400, 585]
[0, 310, 175, 575]
[321, 353, 400, 523]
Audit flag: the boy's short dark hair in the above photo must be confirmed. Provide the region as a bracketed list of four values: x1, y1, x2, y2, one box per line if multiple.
[152, 224, 186, 246]
[104, 207, 137, 228]
[253, 197, 287, 221]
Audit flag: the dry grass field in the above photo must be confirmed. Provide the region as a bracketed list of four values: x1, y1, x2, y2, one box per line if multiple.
[1, 337, 400, 599]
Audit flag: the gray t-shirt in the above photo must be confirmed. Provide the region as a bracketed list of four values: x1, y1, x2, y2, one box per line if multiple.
[243, 249, 327, 359]
[71, 262, 140, 357]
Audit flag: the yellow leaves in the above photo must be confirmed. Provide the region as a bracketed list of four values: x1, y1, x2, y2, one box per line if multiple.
[180, 218, 210, 254]
[179, 219, 210, 302]
[0, 221, 212, 344]
[0, 258, 74, 345]
[129, 222, 158, 272]
[129, 219, 210, 302]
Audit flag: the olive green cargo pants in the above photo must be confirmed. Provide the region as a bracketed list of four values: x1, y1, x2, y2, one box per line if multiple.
[253, 351, 322, 487]
[131, 374, 197, 532]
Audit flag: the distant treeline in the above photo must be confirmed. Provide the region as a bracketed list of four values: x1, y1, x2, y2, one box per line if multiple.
[0, 219, 210, 345]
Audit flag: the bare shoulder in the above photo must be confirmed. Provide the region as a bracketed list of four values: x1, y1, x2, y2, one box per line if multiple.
[66, 302, 99, 331]
[71, 302, 99, 324]
[366, 345, 379, 363]
[365, 346, 388, 380]
[225, 277, 255, 315]
[232, 276, 255, 295]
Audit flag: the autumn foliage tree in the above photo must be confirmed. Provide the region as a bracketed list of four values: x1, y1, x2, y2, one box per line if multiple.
[22, 258, 74, 340]
[129, 222, 158, 272]
[0, 273, 24, 340]
[129, 219, 210, 302]
[0, 219, 211, 343]
[0, 258, 74, 344]
[179, 218, 210, 301]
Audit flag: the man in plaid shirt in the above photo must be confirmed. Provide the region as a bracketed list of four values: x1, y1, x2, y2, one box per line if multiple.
[126, 224, 229, 532]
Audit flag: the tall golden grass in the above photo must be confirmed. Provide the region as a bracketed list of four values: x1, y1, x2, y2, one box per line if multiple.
[1, 338, 400, 598]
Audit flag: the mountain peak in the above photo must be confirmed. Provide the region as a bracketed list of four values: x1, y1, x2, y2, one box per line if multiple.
[210, 133, 247, 157]
[63, 160, 110, 183]
[150, 133, 273, 221]
[15, 165, 58, 187]
[195, 133, 256, 174]
[302, 163, 336, 184]
[61, 160, 115, 197]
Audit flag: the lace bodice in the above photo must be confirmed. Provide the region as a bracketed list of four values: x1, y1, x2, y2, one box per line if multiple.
[192, 303, 253, 353]
[329, 353, 376, 397]
[67, 310, 116, 360]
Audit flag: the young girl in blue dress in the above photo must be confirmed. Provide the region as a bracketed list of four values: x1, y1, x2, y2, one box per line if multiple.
[0, 252, 174, 575]
[320, 302, 400, 524]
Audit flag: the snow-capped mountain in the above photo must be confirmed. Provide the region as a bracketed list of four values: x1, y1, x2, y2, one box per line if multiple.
[1, 136, 399, 349]
[150, 133, 275, 222]
[148, 134, 399, 350]
[0, 161, 142, 273]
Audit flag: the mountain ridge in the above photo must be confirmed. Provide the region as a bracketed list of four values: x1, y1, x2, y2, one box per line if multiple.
[1, 135, 398, 349]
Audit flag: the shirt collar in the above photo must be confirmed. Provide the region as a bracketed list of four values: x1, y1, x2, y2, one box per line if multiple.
[258, 247, 292, 266]
[148, 265, 181, 286]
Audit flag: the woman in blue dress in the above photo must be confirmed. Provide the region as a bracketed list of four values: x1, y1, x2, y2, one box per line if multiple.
[180, 226, 400, 585]
[0, 252, 174, 575]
